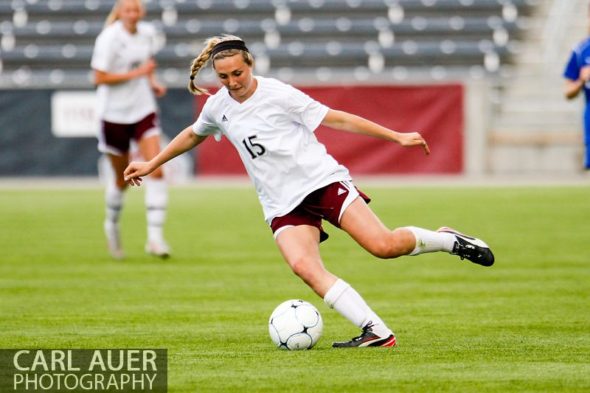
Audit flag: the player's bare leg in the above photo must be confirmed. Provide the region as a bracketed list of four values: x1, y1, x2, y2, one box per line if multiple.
[275, 225, 395, 347]
[339, 197, 415, 258]
[340, 197, 494, 266]
[274, 224, 336, 297]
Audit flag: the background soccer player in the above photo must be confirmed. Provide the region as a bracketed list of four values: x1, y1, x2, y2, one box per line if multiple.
[91, 0, 170, 259]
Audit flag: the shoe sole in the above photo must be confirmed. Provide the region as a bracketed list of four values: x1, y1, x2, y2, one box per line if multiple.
[367, 335, 397, 347]
[333, 334, 397, 348]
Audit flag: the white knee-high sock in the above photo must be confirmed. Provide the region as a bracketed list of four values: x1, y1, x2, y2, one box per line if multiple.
[105, 181, 124, 224]
[144, 178, 168, 242]
[324, 279, 392, 337]
[405, 226, 456, 256]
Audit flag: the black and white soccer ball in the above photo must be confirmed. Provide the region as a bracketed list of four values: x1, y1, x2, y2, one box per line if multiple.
[268, 299, 323, 350]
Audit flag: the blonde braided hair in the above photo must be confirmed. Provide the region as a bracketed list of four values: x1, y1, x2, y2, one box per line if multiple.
[187, 35, 254, 96]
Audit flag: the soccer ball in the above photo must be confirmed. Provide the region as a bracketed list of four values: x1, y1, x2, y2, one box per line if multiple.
[268, 299, 323, 350]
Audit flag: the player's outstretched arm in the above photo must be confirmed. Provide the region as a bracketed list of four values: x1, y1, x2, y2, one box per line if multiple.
[321, 109, 430, 155]
[124, 126, 207, 186]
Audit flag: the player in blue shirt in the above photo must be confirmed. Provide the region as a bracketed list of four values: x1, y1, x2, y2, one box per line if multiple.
[563, 32, 590, 169]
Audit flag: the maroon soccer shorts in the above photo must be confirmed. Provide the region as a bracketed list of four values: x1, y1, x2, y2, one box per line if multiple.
[270, 180, 371, 242]
[98, 112, 161, 155]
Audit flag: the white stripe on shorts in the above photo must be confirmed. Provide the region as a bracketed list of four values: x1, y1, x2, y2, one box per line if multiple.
[273, 225, 294, 240]
[337, 180, 360, 224]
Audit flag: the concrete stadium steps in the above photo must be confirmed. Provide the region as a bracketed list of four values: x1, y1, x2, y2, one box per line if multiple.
[487, 0, 587, 174]
[0, 0, 536, 88]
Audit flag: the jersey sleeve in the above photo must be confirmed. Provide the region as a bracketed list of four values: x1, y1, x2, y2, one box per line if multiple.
[283, 84, 329, 133]
[563, 50, 580, 81]
[90, 29, 114, 72]
[191, 99, 222, 141]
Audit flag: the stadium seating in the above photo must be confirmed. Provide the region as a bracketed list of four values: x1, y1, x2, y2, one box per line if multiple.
[0, 0, 537, 88]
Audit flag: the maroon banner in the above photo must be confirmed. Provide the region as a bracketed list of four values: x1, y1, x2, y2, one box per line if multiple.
[194, 84, 463, 175]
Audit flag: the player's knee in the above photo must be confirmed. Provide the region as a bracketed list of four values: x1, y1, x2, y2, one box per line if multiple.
[289, 256, 319, 282]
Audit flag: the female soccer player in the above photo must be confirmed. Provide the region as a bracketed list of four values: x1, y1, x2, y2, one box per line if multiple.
[124, 35, 495, 347]
[91, 0, 170, 259]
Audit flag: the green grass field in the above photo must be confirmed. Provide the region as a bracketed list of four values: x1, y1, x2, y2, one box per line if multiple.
[0, 184, 589, 392]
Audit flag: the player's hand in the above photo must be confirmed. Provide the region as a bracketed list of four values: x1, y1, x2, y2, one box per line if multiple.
[398, 132, 430, 155]
[124, 161, 151, 186]
[581, 66, 590, 82]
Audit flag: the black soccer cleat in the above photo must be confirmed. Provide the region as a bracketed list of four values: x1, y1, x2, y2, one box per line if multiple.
[332, 323, 397, 348]
[438, 227, 495, 267]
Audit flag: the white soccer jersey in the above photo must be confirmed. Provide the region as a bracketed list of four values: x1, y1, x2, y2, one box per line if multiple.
[192, 76, 351, 222]
[91, 21, 159, 123]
